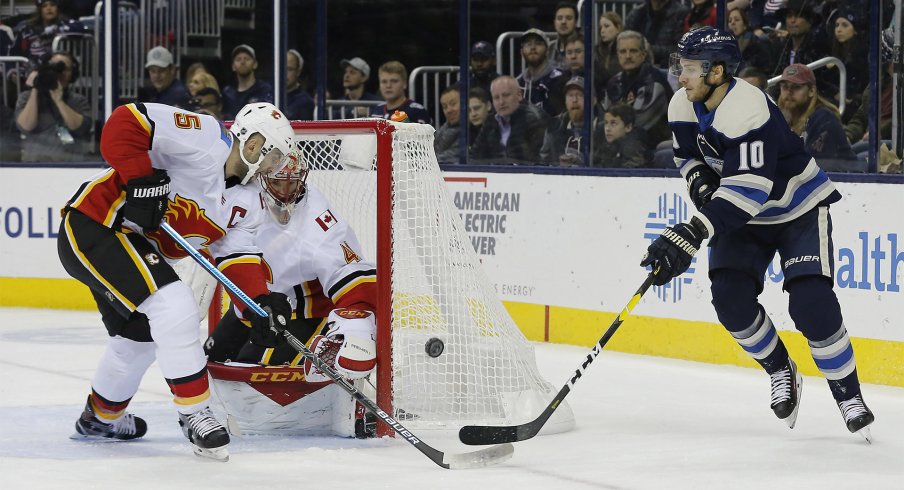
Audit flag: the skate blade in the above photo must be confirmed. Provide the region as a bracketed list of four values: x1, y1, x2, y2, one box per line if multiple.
[192, 444, 230, 462]
[70, 432, 133, 442]
[855, 427, 872, 444]
[782, 372, 804, 429]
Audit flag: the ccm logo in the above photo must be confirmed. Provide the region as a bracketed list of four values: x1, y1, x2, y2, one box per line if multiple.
[784, 255, 820, 268]
[248, 371, 305, 382]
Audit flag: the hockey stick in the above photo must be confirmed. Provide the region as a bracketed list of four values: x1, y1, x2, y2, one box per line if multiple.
[459, 270, 658, 445]
[160, 222, 513, 469]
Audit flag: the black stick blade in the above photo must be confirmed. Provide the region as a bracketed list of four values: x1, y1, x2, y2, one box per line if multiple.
[459, 424, 538, 445]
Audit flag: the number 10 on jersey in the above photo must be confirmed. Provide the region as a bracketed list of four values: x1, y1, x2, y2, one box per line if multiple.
[738, 140, 765, 170]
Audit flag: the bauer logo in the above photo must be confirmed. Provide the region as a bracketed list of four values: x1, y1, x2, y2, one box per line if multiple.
[643, 193, 698, 303]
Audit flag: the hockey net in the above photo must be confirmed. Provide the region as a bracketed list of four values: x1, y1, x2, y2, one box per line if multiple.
[208, 119, 574, 436]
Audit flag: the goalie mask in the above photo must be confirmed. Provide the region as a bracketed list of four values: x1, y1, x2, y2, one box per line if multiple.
[230, 102, 298, 185]
[260, 152, 309, 225]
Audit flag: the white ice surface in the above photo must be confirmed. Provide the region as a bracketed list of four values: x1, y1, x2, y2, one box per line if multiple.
[1, 307, 902, 489]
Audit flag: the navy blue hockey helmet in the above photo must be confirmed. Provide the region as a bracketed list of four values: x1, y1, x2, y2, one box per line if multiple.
[670, 27, 742, 79]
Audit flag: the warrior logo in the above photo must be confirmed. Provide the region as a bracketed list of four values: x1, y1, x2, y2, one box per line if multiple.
[104, 291, 116, 303]
[144, 253, 160, 265]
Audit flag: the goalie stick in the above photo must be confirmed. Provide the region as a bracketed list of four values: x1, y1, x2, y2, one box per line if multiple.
[459, 271, 658, 445]
[160, 222, 514, 469]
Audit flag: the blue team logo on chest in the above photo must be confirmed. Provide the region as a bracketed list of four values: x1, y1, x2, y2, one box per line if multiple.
[696, 133, 724, 174]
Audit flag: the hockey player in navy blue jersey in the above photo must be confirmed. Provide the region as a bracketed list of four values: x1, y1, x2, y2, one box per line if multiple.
[640, 27, 875, 441]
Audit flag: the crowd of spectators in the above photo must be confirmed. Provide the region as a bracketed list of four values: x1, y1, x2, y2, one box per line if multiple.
[0, 0, 900, 173]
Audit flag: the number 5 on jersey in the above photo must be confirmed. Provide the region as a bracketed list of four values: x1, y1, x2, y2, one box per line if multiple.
[738, 140, 764, 170]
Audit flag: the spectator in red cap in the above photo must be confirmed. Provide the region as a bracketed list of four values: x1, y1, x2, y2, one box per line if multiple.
[777, 63, 859, 171]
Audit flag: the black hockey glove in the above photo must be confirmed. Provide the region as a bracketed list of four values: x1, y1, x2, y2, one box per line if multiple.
[640, 217, 708, 286]
[247, 292, 291, 348]
[123, 169, 170, 231]
[685, 165, 720, 209]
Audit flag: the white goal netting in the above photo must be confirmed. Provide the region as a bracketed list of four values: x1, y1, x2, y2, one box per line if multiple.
[297, 119, 574, 433]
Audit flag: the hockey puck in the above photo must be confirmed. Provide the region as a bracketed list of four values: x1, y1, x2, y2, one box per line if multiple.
[425, 337, 445, 358]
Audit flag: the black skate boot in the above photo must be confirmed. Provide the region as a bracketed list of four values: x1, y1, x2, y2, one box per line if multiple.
[837, 394, 875, 443]
[179, 408, 230, 461]
[769, 358, 803, 429]
[73, 395, 147, 441]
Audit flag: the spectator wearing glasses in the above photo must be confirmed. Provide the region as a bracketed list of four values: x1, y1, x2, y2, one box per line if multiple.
[187, 87, 223, 120]
[285, 49, 314, 120]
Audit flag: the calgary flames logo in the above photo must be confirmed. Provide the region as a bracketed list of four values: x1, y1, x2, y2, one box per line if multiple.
[145, 194, 226, 259]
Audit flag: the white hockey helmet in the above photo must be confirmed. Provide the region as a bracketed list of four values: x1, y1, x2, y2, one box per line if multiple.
[230, 102, 298, 185]
[260, 150, 309, 225]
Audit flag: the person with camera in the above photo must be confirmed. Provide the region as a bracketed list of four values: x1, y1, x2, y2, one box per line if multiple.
[14, 50, 92, 161]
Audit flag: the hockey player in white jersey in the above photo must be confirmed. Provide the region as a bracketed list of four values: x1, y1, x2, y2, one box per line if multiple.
[640, 27, 874, 440]
[203, 155, 378, 436]
[58, 102, 297, 459]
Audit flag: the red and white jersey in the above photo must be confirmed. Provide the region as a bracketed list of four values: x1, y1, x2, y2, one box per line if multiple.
[68, 102, 270, 300]
[224, 182, 377, 319]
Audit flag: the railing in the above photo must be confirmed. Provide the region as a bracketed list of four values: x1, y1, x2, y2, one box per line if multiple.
[495, 31, 557, 78]
[0, 56, 29, 108]
[313, 99, 384, 120]
[224, 0, 255, 8]
[767, 56, 848, 115]
[178, 0, 223, 60]
[409, 66, 460, 126]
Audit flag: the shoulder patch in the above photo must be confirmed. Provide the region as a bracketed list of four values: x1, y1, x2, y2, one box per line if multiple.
[409, 101, 426, 110]
[341, 241, 362, 264]
[315, 209, 337, 231]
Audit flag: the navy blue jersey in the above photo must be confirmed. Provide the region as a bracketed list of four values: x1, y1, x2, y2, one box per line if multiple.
[369, 98, 432, 125]
[669, 78, 841, 236]
[222, 80, 274, 120]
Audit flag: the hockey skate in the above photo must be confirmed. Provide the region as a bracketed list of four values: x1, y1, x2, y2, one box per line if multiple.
[769, 359, 803, 429]
[72, 395, 147, 441]
[179, 408, 230, 461]
[837, 394, 875, 443]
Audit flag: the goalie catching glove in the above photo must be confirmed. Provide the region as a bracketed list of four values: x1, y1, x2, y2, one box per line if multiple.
[640, 216, 708, 286]
[685, 164, 720, 210]
[304, 309, 377, 382]
[123, 169, 170, 230]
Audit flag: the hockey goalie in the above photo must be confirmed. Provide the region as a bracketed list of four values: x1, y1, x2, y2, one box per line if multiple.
[178, 154, 379, 438]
